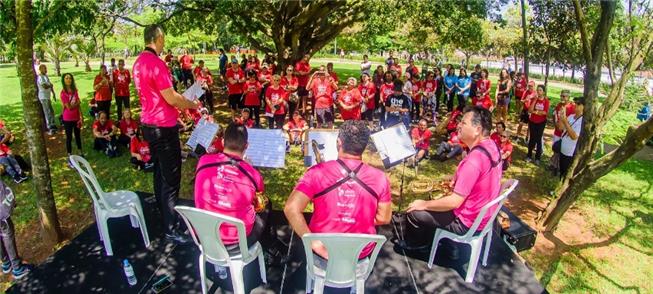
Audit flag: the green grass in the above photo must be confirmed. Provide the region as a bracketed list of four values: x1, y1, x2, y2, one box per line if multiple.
[1, 59, 652, 293]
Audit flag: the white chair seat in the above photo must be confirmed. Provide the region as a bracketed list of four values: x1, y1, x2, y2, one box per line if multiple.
[69, 155, 150, 256]
[428, 179, 519, 283]
[302, 233, 386, 294]
[174, 206, 267, 294]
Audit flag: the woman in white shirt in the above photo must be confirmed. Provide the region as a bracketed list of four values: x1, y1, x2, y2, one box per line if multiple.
[559, 97, 585, 178]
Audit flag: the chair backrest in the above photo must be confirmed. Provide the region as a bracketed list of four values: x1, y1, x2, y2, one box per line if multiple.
[174, 206, 253, 263]
[302, 233, 386, 285]
[69, 155, 110, 210]
[463, 179, 519, 239]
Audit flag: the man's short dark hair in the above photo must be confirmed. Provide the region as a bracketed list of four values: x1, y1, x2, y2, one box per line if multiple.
[144, 25, 164, 44]
[223, 123, 248, 152]
[338, 120, 370, 156]
[463, 106, 492, 136]
[574, 96, 585, 105]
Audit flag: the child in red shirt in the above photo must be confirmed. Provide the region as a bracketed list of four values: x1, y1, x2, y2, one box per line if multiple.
[118, 109, 139, 146]
[242, 71, 262, 127]
[0, 143, 27, 183]
[92, 111, 119, 158]
[129, 132, 153, 171]
[234, 108, 255, 128]
[490, 122, 506, 146]
[283, 111, 309, 146]
[411, 119, 432, 164]
[337, 78, 363, 121]
[499, 131, 513, 171]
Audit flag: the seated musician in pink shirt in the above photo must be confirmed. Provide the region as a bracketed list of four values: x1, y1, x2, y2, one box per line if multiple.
[284, 120, 392, 260]
[194, 123, 269, 249]
[398, 106, 503, 253]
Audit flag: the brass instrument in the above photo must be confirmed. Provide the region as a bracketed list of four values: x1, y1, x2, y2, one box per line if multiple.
[254, 192, 269, 213]
[409, 179, 452, 200]
[311, 139, 324, 164]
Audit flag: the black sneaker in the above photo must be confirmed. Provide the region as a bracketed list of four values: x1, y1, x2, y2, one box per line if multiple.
[165, 232, 192, 245]
[1, 261, 10, 274]
[13, 176, 25, 184]
[12, 264, 32, 279]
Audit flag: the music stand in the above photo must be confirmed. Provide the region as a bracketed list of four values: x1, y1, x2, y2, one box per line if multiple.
[371, 123, 416, 211]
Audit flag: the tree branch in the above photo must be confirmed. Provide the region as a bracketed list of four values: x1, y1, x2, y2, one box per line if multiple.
[572, 0, 592, 64]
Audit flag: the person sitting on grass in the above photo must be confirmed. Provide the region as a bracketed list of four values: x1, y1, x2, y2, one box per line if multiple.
[92, 111, 119, 158]
[234, 108, 255, 128]
[0, 179, 32, 279]
[88, 98, 99, 119]
[283, 111, 309, 147]
[434, 123, 465, 162]
[0, 120, 15, 146]
[490, 122, 506, 146]
[129, 131, 153, 172]
[0, 143, 27, 184]
[444, 106, 463, 135]
[410, 119, 432, 166]
[499, 130, 513, 171]
[471, 90, 493, 111]
[118, 109, 139, 147]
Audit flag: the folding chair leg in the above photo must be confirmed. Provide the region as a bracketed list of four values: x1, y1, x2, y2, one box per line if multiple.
[428, 230, 443, 269]
[313, 277, 325, 294]
[229, 261, 246, 294]
[306, 274, 313, 293]
[257, 249, 267, 283]
[129, 215, 139, 228]
[482, 230, 492, 267]
[198, 255, 208, 294]
[133, 206, 150, 248]
[465, 239, 482, 283]
[100, 217, 113, 256]
[355, 278, 365, 294]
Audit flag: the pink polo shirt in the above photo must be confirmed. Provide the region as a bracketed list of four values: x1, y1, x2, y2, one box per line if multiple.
[194, 153, 264, 245]
[133, 50, 177, 127]
[60, 90, 81, 122]
[452, 139, 503, 231]
[294, 158, 391, 257]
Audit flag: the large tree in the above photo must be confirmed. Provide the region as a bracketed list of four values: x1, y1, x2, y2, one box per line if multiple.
[538, 0, 653, 231]
[15, 0, 62, 245]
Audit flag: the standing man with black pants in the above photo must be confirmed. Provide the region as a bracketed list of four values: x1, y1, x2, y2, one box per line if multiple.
[133, 25, 199, 244]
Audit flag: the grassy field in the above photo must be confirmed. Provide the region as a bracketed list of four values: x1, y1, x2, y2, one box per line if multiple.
[0, 59, 651, 293]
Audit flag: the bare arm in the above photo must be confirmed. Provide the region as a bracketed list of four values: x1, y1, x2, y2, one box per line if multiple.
[375, 202, 392, 225]
[284, 190, 312, 238]
[406, 193, 465, 213]
[160, 87, 199, 110]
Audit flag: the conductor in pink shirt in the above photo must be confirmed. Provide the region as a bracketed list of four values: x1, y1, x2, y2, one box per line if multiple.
[398, 106, 503, 253]
[133, 25, 199, 244]
[284, 120, 392, 260]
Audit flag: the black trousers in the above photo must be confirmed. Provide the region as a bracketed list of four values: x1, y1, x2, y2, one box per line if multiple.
[115, 96, 130, 120]
[527, 121, 546, 160]
[0, 218, 21, 268]
[225, 202, 271, 254]
[199, 90, 214, 114]
[97, 100, 111, 118]
[63, 120, 82, 154]
[404, 210, 469, 247]
[445, 91, 456, 112]
[559, 153, 574, 179]
[142, 125, 182, 234]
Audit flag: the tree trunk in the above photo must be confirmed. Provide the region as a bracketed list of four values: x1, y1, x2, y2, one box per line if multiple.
[544, 48, 551, 89]
[538, 0, 619, 231]
[15, 0, 62, 245]
[84, 60, 92, 72]
[101, 36, 106, 65]
[54, 58, 61, 76]
[520, 0, 529, 80]
[571, 66, 576, 81]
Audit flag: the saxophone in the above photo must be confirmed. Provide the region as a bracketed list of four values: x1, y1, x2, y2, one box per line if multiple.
[311, 139, 324, 164]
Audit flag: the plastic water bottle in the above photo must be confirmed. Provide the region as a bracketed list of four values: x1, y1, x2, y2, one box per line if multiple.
[215, 265, 228, 279]
[123, 259, 137, 286]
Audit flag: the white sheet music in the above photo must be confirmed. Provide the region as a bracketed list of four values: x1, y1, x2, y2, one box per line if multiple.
[371, 124, 416, 169]
[305, 130, 339, 166]
[186, 119, 219, 150]
[182, 82, 205, 101]
[245, 129, 286, 168]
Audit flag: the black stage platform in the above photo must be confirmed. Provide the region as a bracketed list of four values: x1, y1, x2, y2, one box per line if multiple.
[8, 193, 544, 293]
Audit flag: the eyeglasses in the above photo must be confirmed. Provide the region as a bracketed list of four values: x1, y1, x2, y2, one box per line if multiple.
[500, 135, 509, 138]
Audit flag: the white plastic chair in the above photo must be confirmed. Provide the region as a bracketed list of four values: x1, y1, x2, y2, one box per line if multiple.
[69, 155, 150, 256]
[427, 179, 519, 283]
[174, 206, 266, 294]
[302, 233, 387, 294]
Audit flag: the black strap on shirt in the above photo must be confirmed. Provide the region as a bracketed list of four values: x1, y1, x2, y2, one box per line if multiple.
[313, 159, 379, 200]
[195, 153, 260, 192]
[469, 142, 502, 169]
[143, 47, 157, 55]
